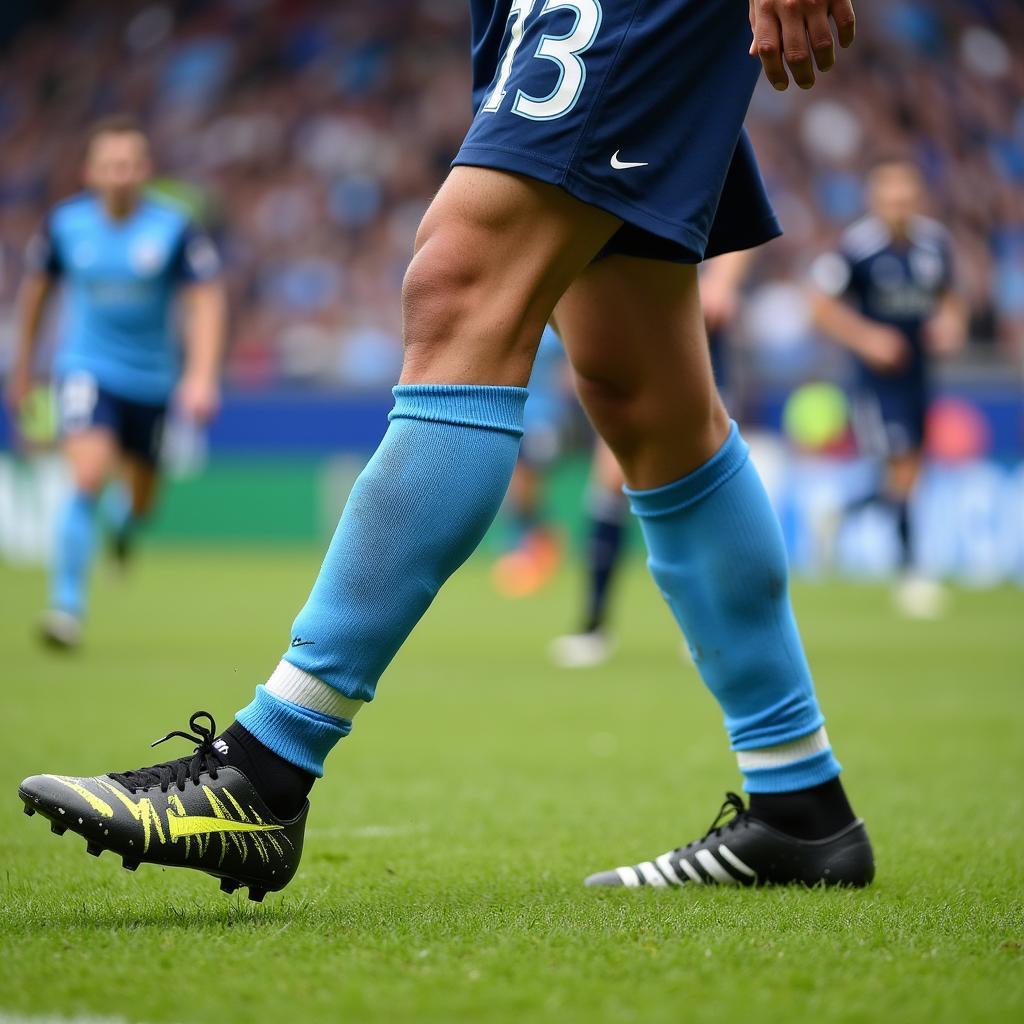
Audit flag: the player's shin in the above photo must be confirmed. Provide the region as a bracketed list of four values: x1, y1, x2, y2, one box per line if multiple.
[49, 489, 99, 618]
[627, 422, 854, 836]
[234, 384, 528, 777]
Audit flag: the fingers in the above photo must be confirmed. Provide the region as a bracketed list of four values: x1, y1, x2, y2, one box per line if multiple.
[754, 0, 856, 90]
[776, 0, 816, 89]
[830, 0, 857, 48]
[806, 5, 836, 72]
[753, 4, 788, 90]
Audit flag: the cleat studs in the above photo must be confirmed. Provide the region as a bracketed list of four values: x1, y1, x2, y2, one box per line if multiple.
[23, 805, 35, 816]
[247, 886, 266, 903]
[220, 878, 239, 895]
[86, 842, 103, 857]
[122, 858, 139, 871]
[50, 821, 67, 836]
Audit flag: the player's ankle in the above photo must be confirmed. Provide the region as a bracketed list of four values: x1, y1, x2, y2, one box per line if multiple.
[218, 720, 315, 820]
[747, 777, 856, 841]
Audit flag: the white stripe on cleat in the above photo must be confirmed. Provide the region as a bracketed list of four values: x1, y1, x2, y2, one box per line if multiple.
[695, 849, 738, 883]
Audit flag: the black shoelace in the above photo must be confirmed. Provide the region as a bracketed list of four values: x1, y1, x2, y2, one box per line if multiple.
[108, 712, 227, 794]
[675, 792, 748, 853]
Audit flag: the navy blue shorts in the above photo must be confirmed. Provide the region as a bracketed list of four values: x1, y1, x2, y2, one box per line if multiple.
[457, 0, 781, 263]
[850, 384, 928, 459]
[57, 372, 167, 467]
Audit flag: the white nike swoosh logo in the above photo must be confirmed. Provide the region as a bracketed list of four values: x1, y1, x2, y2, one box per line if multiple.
[610, 150, 648, 170]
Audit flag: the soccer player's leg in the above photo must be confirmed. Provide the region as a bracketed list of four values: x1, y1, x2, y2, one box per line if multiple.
[492, 459, 562, 598]
[882, 395, 946, 618]
[549, 438, 627, 668]
[885, 449, 920, 571]
[19, 167, 621, 897]
[107, 398, 166, 568]
[42, 378, 121, 648]
[493, 326, 567, 598]
[555, 255, 873, 887]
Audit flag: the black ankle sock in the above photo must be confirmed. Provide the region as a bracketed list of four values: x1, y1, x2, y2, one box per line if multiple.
[219, 721, 315, 820]
[748, 778, 856, 840]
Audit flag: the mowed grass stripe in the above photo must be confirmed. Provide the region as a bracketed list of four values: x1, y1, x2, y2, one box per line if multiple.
[0, 551, 1021, 1024]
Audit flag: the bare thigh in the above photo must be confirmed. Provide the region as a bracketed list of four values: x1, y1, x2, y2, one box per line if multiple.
[63, 429, 119, 495]
[400, 167, 621, 387]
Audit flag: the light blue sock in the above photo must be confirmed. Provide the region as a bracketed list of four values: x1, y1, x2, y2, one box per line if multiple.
[50, 490, 98, 616]
[626, 422, 842, 794]
[103, 483, 135, 537]
[237, 384, 527, 774]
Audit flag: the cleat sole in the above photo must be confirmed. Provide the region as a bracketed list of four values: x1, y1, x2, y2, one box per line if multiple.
[28, 804, 282, 898]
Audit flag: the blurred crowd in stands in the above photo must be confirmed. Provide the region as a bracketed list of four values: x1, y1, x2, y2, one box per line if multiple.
[0, 0, 1021, 392]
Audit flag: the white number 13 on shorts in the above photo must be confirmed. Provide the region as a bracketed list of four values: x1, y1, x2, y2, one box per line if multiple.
[481, 0, 603, 121]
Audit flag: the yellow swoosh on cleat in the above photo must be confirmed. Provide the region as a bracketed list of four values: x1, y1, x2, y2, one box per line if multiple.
[167, 814, 284, 839]
[46, 776, 114, 817]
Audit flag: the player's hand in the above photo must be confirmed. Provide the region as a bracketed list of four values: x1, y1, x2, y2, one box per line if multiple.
[748, 0, 856, 91]
[923, 310, 966, 357]
[176, 374, 220, 424]
[858, 326, 908, 374]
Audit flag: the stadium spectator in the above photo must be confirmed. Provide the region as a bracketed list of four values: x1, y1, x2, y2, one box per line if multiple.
[0, 0, 1020, 391]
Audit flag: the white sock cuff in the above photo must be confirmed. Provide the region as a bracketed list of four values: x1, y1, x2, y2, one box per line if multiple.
[735, 727, 831, 772]
[266, 661, 364, 722]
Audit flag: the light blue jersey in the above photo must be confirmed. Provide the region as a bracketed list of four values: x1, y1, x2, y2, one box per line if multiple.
[28, 193, 221, 403]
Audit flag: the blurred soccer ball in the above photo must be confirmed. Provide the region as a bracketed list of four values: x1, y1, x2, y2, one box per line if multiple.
[783, 382, 849, 452]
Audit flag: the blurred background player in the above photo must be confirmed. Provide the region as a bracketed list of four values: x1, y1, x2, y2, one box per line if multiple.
[4, 116, 226, 648]
[808, 159, 967, 617]
[491, 324, 571, 598]
[551, 249, 756, 668]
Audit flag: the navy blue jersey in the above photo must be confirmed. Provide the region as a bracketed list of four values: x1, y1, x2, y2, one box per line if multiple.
[457, 0, 780, 263]
[27, 193, 221, 403]
[810, 215, 954, 386]
[811, 215, 955, 456]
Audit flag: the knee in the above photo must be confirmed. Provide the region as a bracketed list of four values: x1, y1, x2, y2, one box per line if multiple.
[401, 227, 480, 355]
[70, 465, 107, 497]
[399, 204, 552, 383]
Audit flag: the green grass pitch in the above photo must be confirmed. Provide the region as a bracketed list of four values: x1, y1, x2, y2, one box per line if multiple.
[0, 549, 1021, 1023]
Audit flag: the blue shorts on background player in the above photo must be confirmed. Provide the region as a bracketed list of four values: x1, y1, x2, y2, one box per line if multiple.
[6, 115, 226, 648]
[809, 159, 967, 616]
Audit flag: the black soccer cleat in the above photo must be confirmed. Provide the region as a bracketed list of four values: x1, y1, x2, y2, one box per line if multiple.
[108, 524, 134, 572]
[18, 712, 307, 901]
[39, 609, 82, 651]
[584, 792, 874, 889]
